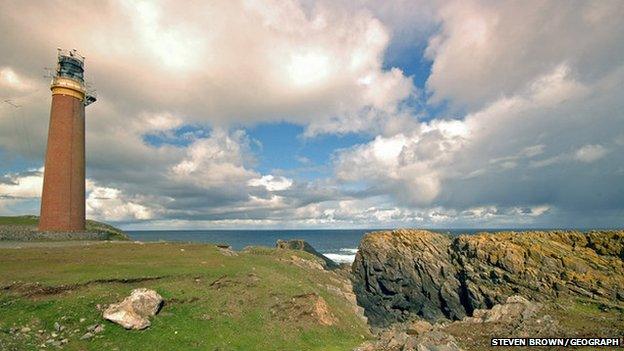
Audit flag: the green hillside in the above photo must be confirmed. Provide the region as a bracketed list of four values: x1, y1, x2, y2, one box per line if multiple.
[0, 242, 370, 350]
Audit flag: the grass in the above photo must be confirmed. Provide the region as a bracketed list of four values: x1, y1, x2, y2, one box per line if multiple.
[0, 215, 39, 226]
[0, 242, 371, 350]
[0, 215, 129, 240]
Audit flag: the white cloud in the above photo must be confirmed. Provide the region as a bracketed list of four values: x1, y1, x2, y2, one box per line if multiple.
[248, 175, 293, 191]
[0, 168, 43, 198]
[335, 117, 468, 206]
[0, 67, 37, 95]
[574, 144, 608, 163]
[86, 180, 153, 221]
[170, 129, 256, 187]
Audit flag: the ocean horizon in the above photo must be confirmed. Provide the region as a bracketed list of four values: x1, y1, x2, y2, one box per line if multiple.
[126, 228, 593, 264]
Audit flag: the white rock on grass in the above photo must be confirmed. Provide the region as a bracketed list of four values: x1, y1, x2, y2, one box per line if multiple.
[103, 288, 163, 330]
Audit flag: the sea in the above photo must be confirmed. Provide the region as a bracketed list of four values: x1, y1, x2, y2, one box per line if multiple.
[126, 229, 511, 264]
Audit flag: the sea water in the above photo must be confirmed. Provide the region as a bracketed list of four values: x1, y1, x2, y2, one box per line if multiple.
[127, 229, 516, 264]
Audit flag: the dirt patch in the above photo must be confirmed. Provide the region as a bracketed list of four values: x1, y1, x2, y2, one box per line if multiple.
[1, 276, 167, 298]
[208, 273, 261, 290]
[208, 275, 237, 290]
[271, 292, 336, 327]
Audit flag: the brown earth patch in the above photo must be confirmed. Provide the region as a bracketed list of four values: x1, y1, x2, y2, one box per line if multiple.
[1, 276, 167, 298]
[271, 292, 336, 327]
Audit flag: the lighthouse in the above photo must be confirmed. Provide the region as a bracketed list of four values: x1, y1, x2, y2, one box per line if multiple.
[39, 49, 96, 232]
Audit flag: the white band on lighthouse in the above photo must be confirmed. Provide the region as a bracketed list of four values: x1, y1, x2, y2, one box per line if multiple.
[51, 76, 86, 101]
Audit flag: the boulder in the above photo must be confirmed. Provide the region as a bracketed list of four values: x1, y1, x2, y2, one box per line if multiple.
[352, 229, 624, 327]
[463, 295, 539, 323]
[276, 239, 339, 269]
[103, 288, 163, 330]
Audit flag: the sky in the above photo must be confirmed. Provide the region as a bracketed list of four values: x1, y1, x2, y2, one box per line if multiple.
[0, 0, 623, 230]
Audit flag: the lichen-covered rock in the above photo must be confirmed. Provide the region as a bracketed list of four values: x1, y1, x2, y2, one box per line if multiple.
[451, 230, 624, 314]
[352, 229, 624, 327]
[276, 239, 339, 269]
[103, 288, 163, 330]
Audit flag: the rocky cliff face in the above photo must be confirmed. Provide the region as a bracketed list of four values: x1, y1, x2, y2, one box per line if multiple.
[352, 229, 624, 327]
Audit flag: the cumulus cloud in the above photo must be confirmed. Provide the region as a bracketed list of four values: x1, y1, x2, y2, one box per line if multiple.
[0, 0, 415, 133]
[335, 118, 467, 205]
[1, 0, 623, 228]
[336, 56, 624, 223]
[425, 0, 624, 109]
[86, 181, 153, 221]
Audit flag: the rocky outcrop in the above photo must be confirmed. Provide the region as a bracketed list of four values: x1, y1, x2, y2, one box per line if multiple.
[276, 239, 339, 269]
[354, 320, 463, 351]
[352, 229, 624, 327]
[103, 288, 163, 330]
[462, 295, 538, 324]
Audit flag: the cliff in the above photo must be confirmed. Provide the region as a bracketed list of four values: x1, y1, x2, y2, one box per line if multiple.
[352, 229, 624, 327]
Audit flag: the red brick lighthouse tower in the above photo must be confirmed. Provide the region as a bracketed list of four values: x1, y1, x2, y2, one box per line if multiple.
[39, 49, 96, 232]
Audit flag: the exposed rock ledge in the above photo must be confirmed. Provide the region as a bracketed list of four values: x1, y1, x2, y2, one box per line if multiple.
[276, 239, 339, 269]
[352, 229, 624, 327]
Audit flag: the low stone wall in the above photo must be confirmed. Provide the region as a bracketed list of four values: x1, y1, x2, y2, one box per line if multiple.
[0, 225, 110, 241]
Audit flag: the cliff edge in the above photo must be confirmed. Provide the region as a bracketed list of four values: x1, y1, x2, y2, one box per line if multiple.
[352, 229, 624, 327]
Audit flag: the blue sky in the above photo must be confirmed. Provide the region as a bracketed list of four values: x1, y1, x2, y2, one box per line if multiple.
[1, 0, 623, 229]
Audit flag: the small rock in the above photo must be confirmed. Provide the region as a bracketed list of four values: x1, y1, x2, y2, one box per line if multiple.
[61, 338, 69, 344]
[217, 247, 238, 256]
[79, 318, 86, 323]
[51, 340, 62, 347]
[51, 332, 58, 338]
[103, 288, 163, 330]
[94, 324, 104, 334]
[54, 322, 64, 333]
[80, 332, 94, 340]
[20, 326, 31, 333]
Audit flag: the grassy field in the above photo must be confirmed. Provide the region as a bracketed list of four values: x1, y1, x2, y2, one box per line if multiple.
[0, 242, 370, 350]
